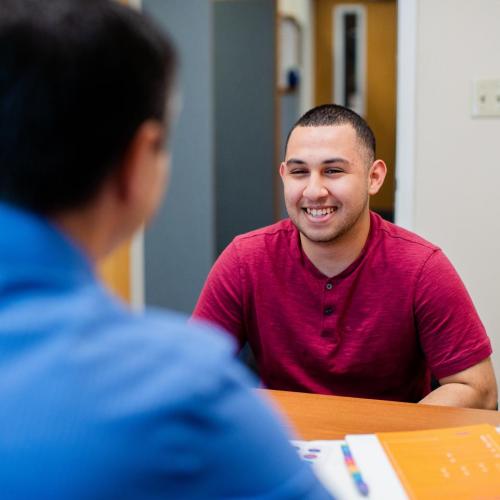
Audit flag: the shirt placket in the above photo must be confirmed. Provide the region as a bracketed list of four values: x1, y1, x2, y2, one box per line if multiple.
[321, 278, 339, 348]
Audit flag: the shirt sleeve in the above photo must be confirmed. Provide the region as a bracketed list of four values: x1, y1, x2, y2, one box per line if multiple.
[192, 241, 247, 347]
[163, 335, 333, 499]
[414, 249, 492, 380]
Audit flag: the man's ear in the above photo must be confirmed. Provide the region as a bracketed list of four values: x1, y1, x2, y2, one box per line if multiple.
[115, 120, 166, 203]
[279, 162, 286, 181]
[368, 159, 387, 196]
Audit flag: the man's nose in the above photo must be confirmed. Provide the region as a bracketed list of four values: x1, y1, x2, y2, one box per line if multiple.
[303, 174, 328, 199]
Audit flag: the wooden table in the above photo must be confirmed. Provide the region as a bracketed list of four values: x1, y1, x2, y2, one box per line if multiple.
[260, 389, 500, 440]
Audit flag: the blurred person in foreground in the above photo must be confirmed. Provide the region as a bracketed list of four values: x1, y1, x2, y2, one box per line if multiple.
[0, 1, 331, 498]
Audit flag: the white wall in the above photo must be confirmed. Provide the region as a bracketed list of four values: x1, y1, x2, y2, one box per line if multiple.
[278, 0, 314, 113]
[397, 0, 500, 385]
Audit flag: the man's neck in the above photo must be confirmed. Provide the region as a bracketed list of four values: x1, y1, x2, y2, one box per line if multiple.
[51, 196, 124, 265]
[300, 211, 371, 278]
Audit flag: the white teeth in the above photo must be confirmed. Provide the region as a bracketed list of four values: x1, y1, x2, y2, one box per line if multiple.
[305, 207, 335, 217]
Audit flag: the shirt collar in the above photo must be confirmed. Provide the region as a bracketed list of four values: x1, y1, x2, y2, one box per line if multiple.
[293, 210, 380, 281]
[0, 202, 95, 287]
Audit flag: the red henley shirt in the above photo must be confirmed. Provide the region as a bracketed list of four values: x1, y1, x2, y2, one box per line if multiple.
[193, 212, 492, 402]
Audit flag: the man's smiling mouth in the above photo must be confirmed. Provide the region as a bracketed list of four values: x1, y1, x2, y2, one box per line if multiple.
[303, 207, 337, 218]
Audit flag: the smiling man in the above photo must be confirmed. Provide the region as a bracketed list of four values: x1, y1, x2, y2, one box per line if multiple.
[194, 104, 498, 409]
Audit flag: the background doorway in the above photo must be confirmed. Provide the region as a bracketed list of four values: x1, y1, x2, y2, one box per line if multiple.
[314, 0, 397, 221]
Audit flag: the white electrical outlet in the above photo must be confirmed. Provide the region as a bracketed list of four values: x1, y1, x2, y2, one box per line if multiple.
[472, 78, 500, 117]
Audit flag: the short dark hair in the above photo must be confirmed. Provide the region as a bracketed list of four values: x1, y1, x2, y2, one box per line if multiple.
[285, 104, 376, 163]
[0, 0, 177, 213]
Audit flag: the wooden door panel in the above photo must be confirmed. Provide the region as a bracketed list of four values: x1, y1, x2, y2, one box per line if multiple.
[97, 0, 135, 303]
[315, 0, 397, 217]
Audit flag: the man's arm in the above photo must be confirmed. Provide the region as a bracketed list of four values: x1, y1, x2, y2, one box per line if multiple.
[415, 250, 495, 408]
[192, 241, 246, 346]
[420, 357, 498, 409]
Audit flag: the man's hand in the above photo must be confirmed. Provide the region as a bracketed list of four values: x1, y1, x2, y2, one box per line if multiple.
[420, 357, 498, 409]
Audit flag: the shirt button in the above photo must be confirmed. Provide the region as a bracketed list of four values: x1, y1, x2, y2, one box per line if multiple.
[326, 283, 333, 290]
[324, 307, 333, 315]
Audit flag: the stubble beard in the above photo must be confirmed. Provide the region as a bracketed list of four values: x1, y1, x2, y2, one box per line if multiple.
[290, 196, 369, 245]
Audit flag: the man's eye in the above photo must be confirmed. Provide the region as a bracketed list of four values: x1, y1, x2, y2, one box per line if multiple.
[325, 168, 342, 175]
[290, 169, 308, 175]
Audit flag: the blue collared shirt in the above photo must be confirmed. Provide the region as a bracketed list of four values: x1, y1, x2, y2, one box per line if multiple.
[0, 203, 331, 499]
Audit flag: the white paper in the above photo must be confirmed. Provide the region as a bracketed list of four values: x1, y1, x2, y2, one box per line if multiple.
[345, 434, 408, 500]
[292, 439, 371, 499]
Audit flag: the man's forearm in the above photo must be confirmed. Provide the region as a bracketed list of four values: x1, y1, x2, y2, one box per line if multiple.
[419, 382, 498, 409]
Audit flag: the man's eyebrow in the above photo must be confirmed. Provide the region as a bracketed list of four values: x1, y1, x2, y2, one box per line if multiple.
[285, 159, 307, 166]
[322, 158, 349, 165]
[285, 157, 349, 166]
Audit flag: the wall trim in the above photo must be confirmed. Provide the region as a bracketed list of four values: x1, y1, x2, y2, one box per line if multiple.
[394, 0, 417, 230]
[127, 0, 142, 9]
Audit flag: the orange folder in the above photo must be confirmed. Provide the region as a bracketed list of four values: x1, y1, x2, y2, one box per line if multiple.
[376, 424, 500, 499]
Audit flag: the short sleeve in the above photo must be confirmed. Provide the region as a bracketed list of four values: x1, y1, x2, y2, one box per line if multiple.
[192, 242, 247, 347]
[414, 250, 492, 379]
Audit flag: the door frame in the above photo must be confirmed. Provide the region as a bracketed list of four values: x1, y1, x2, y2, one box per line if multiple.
[394, 0, 417, 230]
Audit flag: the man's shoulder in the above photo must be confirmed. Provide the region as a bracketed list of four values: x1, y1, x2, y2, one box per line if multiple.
[231, 219, 295, 252]
[105, 308, 238, 373]
[75, 306, 251, 413]
[374, 212, 440, 254]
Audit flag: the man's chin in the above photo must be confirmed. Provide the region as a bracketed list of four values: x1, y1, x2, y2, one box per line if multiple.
[297, 225, 343, 245]
[302, 232, 341, 245]
[288, 215, 352, 245]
